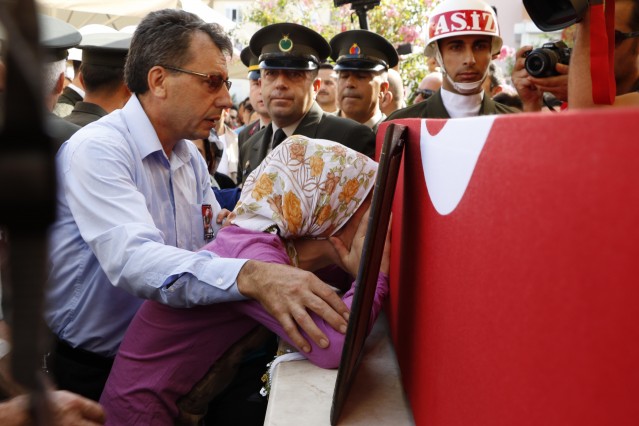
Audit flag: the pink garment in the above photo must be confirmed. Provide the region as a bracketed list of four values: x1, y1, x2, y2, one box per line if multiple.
[100, 226, 388, 425]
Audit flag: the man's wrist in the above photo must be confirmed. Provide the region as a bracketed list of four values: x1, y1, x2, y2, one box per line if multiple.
[236, 259, 257, 297]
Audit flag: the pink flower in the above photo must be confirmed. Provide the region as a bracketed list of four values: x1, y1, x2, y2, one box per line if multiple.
[399, 26, 419, 44]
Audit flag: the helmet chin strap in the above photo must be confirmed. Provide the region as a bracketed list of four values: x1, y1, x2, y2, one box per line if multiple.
[434, 44, 489, 95]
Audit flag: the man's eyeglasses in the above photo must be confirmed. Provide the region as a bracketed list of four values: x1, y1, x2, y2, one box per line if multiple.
[415, 89, 435, 99]
[614, 29, 639, 47]
[160, 65, 232, 91]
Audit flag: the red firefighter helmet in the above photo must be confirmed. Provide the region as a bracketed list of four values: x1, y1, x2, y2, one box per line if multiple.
[425, 0, 503, 58]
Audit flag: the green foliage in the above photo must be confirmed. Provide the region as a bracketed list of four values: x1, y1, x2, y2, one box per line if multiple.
[243, 0, 443, 103]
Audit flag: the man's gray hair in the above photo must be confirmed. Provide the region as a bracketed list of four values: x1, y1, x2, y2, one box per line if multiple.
[125, 9, 233, 94]
[42, 59, 65, 96]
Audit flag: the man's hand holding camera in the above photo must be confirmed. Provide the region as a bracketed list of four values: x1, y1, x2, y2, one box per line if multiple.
[512, 45, 569, 112]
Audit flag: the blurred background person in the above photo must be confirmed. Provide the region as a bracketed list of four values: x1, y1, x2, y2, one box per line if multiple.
[237, 47, 271, 148]
[40, 15, 82, 148]
[64, 33, 132, 127]
[380, 68, 405, 116]
[317, 61, 338, 113]
[225, 105, 240, 129]
[212, 108, 239, 185]
[482, 62, 507, 98]
[53, 48, 83, 118]
[237, 97, 254, 130]
[411, 71, 442, 104]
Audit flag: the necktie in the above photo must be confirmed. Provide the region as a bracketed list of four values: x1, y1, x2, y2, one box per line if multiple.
[272, 128, 287, 149]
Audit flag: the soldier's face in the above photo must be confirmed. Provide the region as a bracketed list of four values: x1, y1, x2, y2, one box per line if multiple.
[249, 79, 268, 116]
[259, 69, 320, 127]
[439, 35, 492, 94]
[317, 68, 338, 109]
[337, 70, 386, 124]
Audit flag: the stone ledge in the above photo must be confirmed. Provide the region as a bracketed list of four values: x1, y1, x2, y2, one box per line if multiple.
[264, 313, 414, 425]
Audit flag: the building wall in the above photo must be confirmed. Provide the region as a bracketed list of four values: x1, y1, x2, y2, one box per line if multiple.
[486, 0, 526, 49]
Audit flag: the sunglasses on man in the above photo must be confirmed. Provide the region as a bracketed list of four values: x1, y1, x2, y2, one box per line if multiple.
[160, 65, 232, 91]
[615, 29, 639, 47]
[414, 89, 435, 99]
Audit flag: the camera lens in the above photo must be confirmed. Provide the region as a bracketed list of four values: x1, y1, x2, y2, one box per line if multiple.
[525, 50, 558, 77]
[525, 54, 546, 76]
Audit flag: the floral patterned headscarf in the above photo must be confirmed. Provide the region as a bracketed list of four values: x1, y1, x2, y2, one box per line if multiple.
[232, 135, 378, 239]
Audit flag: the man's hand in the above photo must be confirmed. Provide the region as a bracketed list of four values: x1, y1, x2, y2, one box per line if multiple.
[528, 63, 569, 103]
[512, 46, 543, 112]
[50, 390, 105, 425]
[329, 208, 370, 278]
[216, 209, 232, 226]
[236, 261, 349, 353]
[512, 46, 569, 112]
[0, 390, 105, 425]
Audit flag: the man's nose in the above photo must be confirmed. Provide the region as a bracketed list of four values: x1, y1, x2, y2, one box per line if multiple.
[463, 46, 477, 65]
[217, 85, 233, 108]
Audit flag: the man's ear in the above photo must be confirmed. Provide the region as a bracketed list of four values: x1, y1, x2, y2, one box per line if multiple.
[147, 66, 168, 98]
[380, 90, 393, 108]
[78, 72, 86, 90]
[312, 77, 321, 94]
[54, 72, 65, 96]
[379, 81, 390, 102]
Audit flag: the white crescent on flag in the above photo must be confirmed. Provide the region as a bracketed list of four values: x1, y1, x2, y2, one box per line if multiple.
[419, 115, 497, 215]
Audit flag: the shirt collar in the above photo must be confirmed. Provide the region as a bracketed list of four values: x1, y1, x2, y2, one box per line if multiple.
[272, 118, 302, 142]
[362, 110, 385, 128]
[440, 88, 484, 119]
[121, 95, 162, 160]
[67, 83, 86, 98]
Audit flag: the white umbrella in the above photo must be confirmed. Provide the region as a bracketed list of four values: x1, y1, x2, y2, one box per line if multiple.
[179, 0, 236, 32]
[37, 0, 237, 32]
[37, 0, 179, 18]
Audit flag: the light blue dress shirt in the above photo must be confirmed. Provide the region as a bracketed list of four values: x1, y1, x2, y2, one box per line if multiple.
[46, 96, 249, 357]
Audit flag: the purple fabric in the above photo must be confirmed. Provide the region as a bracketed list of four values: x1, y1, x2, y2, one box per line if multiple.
[100, 226, 388, 425]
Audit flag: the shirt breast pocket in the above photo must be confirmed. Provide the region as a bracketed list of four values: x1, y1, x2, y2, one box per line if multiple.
[190, 203, 219, 249]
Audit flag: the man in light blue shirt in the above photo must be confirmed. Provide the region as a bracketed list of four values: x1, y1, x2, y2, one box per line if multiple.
[45, 9, 350, 402]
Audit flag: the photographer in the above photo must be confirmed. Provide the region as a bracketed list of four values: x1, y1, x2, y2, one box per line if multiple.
[569, 0, 639, 108]
[512, 44, 569, 112]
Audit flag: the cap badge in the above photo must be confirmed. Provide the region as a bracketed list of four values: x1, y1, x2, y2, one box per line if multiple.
[349, 43, 361, 55]
[279, 34, 293, 52]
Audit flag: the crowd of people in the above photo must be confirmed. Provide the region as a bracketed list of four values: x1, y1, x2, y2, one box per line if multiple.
[0, 0, 638, 424]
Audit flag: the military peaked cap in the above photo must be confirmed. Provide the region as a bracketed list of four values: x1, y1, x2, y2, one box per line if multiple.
[240, 46, 260, 80]
[330, 30, 398, 72]
[39, 15, 82, 62]
[250, 23, 330, 71]
[79, 33, 131, 67]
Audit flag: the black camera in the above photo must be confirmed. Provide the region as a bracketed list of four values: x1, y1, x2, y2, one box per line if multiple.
[334, 0, 380, 7]
[523, 0, 588, 32]
[524, 41, 571, 78]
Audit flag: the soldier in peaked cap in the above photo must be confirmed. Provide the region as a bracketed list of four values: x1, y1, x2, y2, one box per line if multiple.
[64, 32, 132, 127]
[330, 29, 398, 131]
[39, 14, 83, 148]
[237, 46, 270, 148]
[237, 22, 375, 184]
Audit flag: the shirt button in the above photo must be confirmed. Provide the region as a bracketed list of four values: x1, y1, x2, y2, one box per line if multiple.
[216, 278, 223, 285]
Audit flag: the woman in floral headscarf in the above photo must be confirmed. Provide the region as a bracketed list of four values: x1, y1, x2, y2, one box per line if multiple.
[100, 136, 390, 425]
